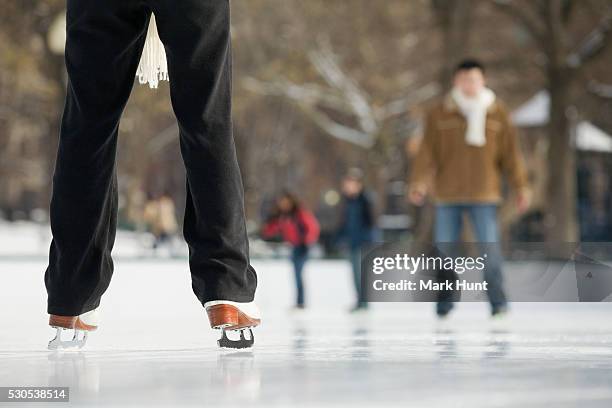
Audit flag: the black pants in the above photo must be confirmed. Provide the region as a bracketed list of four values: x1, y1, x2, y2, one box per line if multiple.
[45, 0, 257, 316]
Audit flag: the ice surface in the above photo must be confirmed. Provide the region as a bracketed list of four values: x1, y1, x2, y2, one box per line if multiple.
[1, 255, 611, 407]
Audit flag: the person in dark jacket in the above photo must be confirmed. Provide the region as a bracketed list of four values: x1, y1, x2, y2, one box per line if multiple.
[262, 191, 320, 309]
[336, 168, 375, 312]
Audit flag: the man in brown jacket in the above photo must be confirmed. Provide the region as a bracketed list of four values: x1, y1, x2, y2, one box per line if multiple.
[409, 59, 529, 318]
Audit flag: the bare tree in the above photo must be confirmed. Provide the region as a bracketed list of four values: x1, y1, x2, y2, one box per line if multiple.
[243, 37, 440, 149]
[493, 0, 612, 242]
[0, 1, 66, 217]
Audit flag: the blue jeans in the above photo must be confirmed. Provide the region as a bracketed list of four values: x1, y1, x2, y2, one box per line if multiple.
[291, 246, 309, 307]
[434, 204, 507, 314]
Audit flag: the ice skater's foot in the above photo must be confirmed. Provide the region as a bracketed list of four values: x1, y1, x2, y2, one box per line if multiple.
[491, 306, 508, 319]
[436, 310, 451, 320]
[205, 301, 261, 349]
[436, 302, 454, 320]
[349, 303, 368, 314]
[48, 309, 99, 350]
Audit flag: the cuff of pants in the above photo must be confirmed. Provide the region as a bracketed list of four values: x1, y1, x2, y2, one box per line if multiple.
[48, 303, 99, 317]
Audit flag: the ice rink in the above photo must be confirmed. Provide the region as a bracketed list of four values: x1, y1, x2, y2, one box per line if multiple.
[1, 249, 611, 407]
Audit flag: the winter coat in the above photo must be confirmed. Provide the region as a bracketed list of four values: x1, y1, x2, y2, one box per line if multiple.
[336, 192, 374, 249]
[410, 94, 528, 203]
[262, 208, 320, 247]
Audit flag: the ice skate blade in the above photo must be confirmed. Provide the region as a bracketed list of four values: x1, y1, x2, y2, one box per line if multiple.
[217, 328, 254, 349]
[48, 327, 88, 350]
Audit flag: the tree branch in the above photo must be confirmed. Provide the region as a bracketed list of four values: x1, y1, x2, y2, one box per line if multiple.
[242, 77, 353, 114]
[301, 106, 376, 148]
[566, 14, 612, 67]
[588, 79, 612, 99]
[308, 37, 378, 135]
[373, 82, 441, 121]
[491, 0, 547, 48]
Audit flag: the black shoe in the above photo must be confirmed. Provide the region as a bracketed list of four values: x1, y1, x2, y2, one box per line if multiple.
[436, 303, 454, 318]
[349, 304, 368, 313]
[436, 310, 452, 319]
[491, 306, 508, 318]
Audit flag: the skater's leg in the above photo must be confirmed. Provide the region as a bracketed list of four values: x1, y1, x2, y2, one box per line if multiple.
[468, 205, 507, 313]
[45, 0, 151, 316]
[153, 0, 257, 304]
[434, 205, 463, 243]
[291, 246, 308, 307]
[349, 247, 366, 308]
[434, 205, 463, 316]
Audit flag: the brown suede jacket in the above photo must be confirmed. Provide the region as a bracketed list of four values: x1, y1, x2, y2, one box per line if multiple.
[410, 94, 528, 203]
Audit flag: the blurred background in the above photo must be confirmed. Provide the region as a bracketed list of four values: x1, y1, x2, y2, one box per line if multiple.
[1, 0, 611, 258]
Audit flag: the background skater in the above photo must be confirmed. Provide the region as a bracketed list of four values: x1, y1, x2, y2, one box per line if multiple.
[335, 168, 376, 313]
[262, 191, 320, 310]
[143, 192, 179, 256]
[409, 59, 530, 318]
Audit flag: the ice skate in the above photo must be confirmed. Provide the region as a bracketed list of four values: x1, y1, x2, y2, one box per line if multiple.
[491, 306, 509, 319]
[205, 301, 261, 349]
[48, 309, 99, 350]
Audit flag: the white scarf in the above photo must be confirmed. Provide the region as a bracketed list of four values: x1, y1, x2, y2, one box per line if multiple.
[136, 15, 169, 89]
[451, 87, 496, 147]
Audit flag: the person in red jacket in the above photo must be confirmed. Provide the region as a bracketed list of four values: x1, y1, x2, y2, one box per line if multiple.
[262, 191, 320, 309]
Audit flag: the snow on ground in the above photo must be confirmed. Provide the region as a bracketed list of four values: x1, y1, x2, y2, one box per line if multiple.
[0, 220, 155, 259]
[0, 222, 611, 407]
